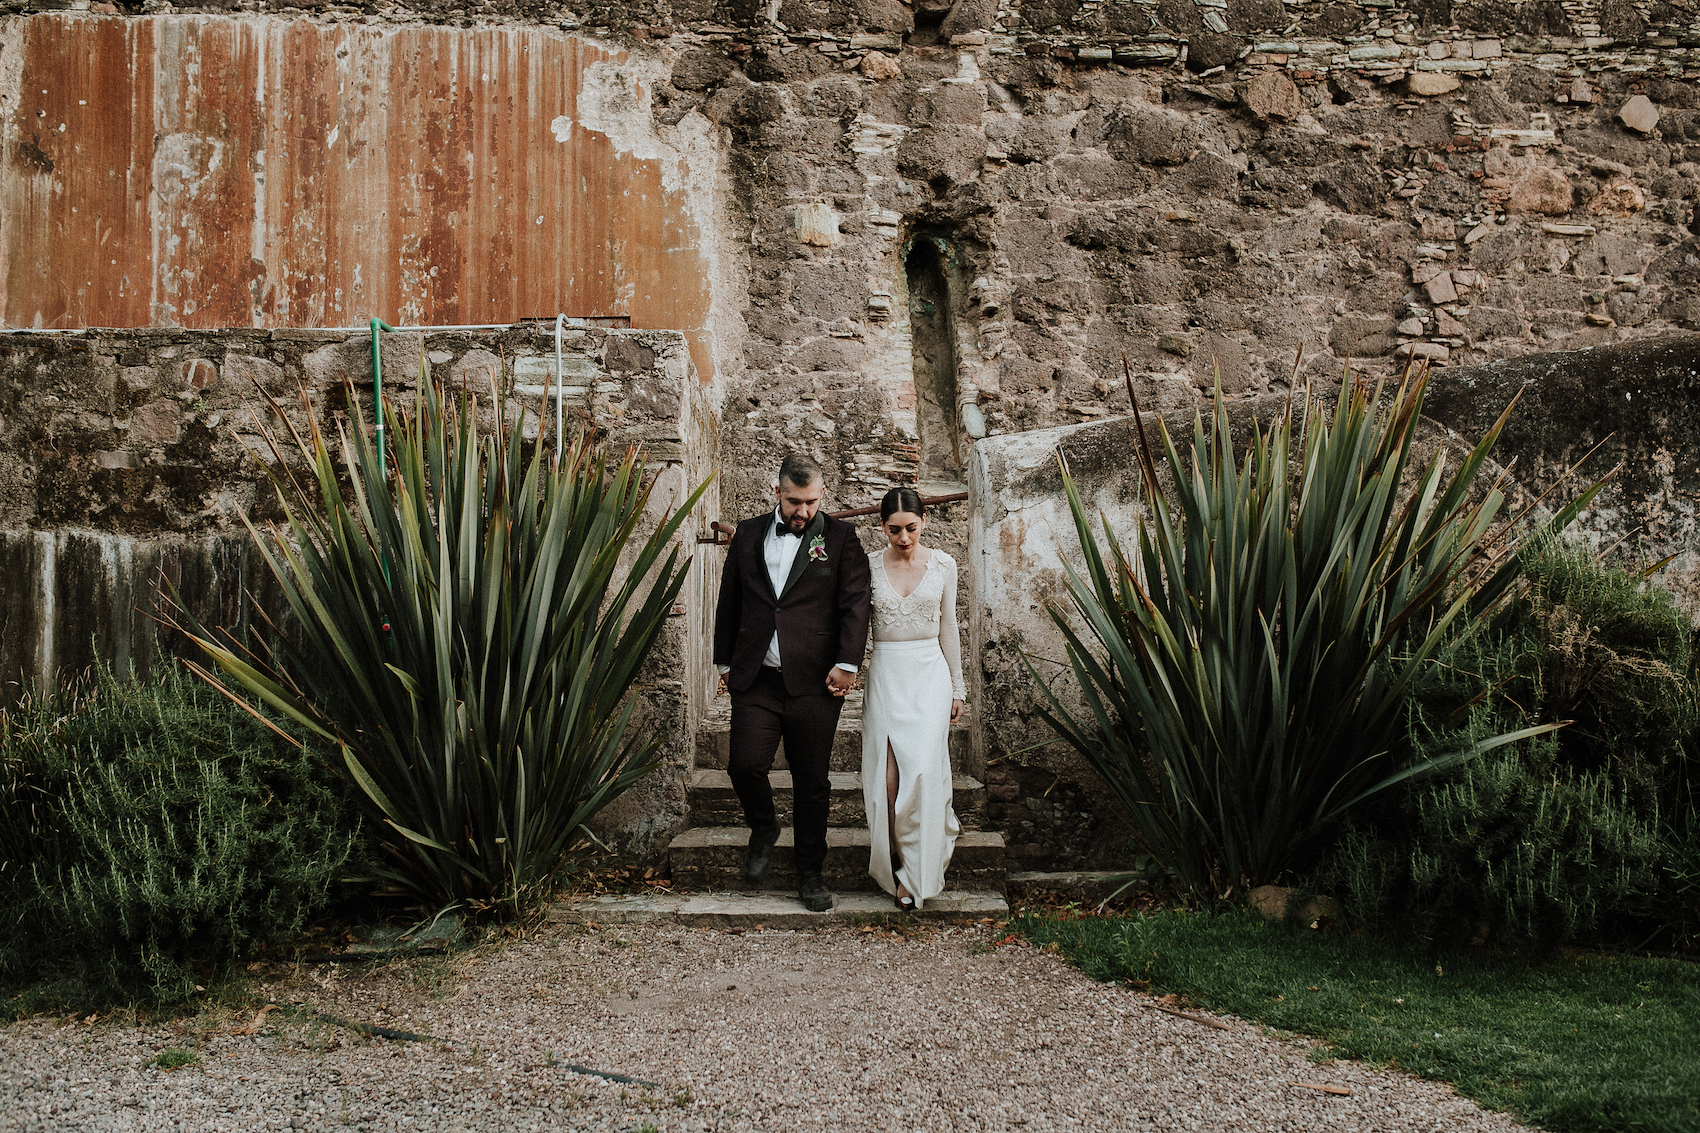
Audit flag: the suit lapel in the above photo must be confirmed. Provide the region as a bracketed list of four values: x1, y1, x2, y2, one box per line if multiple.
[751, 515, 779, 603]
[779, 512, 825, 600]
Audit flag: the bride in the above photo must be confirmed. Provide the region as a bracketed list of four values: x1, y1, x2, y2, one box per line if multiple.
[862, 487, 965, 911]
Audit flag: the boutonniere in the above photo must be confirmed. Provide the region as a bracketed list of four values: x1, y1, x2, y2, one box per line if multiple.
[807, 535, 828, 561]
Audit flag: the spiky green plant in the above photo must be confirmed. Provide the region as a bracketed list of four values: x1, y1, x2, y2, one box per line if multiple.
[1027, 366, 1607, 905]
[180, 373, 706, 919]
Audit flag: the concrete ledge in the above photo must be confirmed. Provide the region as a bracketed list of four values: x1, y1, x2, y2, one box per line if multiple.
[1006, 870, 1147, 903]
[547, 890, 1008, 930]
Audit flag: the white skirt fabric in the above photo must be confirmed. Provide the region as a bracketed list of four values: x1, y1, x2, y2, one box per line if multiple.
[862, 638, 961, 907]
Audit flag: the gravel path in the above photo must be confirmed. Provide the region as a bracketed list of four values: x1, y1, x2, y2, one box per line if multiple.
[3, 920, 1529, 1132]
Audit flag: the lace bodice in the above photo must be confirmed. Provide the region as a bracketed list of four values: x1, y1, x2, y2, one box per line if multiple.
[869, 550, 967, 700]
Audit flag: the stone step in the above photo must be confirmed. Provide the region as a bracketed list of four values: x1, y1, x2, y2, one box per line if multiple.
[667, 826, 1007, 893]
[695, 690, 973, 773]
[547, 890, 1009, 929]
[688, 768, 986, 829]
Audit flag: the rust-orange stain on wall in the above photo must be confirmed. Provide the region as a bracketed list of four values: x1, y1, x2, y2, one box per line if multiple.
[1, 16, 714, 377]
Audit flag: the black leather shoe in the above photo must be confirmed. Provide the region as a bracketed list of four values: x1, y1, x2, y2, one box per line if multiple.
[744, 823, 780, 884]
[798, 870, 834, 912]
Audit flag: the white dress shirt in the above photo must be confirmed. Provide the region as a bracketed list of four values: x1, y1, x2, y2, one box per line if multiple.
[717, 508, 858, 677]
[762, 507, 804, 668]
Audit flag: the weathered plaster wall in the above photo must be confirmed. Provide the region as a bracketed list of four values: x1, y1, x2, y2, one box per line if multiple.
[0, 324, 710, 856]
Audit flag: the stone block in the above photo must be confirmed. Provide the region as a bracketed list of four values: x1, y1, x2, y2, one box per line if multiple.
[219, 352, 281, 393]
[604, 337, 656, 374]
[1619, 95, 1661, 134]
[119, 367, 153, 399]
[1424, 271, 1459, 304]
[183, 357, 217, 390]
[794, 203, 839, 247]
[1396, 341, 1451, 362]
[1248, 885, 1342, 928]
[128, 399, 181, 446]
[1241, 71, 1300, 121]
[1409, 71, 1460, 97]
[860, 51, 901, 80]
[1509, 167, 1574, 216]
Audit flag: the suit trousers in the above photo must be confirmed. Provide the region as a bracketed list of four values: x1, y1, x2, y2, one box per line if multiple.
[727, 665, 845, 876]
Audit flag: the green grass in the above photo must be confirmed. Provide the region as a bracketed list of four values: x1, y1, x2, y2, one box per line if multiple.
[1014, 908, 1700, 1133]
[153, 1047, 197, 1071]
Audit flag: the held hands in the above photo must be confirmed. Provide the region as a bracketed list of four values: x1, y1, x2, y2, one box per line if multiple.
[950, 698, 965, 724]
[825, 668, 856, 697]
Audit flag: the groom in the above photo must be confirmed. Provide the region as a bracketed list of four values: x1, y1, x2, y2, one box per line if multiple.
[713, 454, 871, 911]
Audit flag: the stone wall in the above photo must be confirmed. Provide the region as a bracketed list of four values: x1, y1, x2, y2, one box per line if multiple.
[682, 0, 1700, 528]
[0, 324, 710, 856]
[11, 0, 1700, 868]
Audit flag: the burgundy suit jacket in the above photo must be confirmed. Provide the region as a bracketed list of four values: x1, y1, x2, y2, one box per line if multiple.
[713, 510, 872, 698]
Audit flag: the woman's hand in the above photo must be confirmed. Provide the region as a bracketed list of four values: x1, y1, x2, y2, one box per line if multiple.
[950, 698, 965, 724]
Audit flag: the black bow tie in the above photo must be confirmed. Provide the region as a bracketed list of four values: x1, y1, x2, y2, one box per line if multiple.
[775, 522, 804, 538]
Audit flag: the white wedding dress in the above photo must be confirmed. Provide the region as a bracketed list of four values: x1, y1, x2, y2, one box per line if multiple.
[862, 549, 965, 908]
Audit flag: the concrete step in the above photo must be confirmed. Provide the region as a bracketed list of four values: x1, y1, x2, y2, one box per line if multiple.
[688, 768, 986, 829]
[695, 690, 973, 773]
[547, 890, 1008, 929]
[667, 825, 1007, 893]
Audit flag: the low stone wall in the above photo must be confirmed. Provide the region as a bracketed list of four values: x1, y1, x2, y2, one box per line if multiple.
[1424, 333, 1700, 613]
[0, 324, 711, 857]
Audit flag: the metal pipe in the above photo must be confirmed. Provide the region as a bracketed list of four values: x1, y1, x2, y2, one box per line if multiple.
[555, 313, 566, 465]
[369, 317, 397, 474]
[368, 318, 397, 598]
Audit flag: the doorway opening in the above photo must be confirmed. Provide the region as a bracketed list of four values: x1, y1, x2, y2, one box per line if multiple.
[904, 235, 964, 485]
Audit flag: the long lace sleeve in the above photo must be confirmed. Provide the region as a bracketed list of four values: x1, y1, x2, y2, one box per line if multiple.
[937, 553, 967, 701]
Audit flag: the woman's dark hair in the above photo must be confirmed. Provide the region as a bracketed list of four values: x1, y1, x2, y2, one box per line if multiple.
[879, 487, 926, 523]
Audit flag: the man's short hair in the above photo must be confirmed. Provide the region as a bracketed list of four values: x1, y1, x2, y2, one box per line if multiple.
[777, 453, 824, 489]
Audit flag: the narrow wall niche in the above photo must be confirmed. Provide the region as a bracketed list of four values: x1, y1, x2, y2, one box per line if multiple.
[905, 235, 964, 485]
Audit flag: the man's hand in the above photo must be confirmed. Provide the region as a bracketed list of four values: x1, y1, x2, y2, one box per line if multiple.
[716, 673, 728, 698]
[825, 668, 855, 697]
